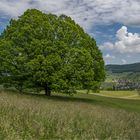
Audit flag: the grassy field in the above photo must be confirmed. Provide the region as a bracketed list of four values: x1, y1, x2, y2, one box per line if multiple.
[93, 90, 139, 98]
[0, 89, 140, 139]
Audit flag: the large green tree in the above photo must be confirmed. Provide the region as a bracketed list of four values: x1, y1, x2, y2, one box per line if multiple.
[0, 9, 105, 96]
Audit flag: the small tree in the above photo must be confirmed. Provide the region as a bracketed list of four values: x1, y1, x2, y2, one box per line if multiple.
[0, 9, 105, 96]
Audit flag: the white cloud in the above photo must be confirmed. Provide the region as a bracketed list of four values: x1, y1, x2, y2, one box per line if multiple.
[104, 54, 115, 60]
[0, 0, 140, 31]
[101, 26, 140, 54]
[121, 59, 127, 64]
[100, 42, 114, 50]
[0, 0, 31, 18]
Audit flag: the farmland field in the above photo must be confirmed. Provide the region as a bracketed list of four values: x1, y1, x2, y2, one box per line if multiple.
[0, 89, 140, 139]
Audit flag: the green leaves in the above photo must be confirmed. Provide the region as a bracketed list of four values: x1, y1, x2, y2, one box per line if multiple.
[0, 9, 105, 94]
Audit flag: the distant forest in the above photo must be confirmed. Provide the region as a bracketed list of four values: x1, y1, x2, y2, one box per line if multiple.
[106, 62, 140, 73]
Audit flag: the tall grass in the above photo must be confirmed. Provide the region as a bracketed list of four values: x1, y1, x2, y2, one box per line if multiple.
[0, 90, 140, 139]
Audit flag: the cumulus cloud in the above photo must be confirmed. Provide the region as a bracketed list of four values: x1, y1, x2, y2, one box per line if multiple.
[104, 54, 115, 60]
[121, 59, 127, 64]
[101, 26, 140, 54]
[0, 0, 140, 31]
[104, 54, 115, 59]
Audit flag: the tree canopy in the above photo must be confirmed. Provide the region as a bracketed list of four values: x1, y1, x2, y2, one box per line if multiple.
[0, 9, 105, 95]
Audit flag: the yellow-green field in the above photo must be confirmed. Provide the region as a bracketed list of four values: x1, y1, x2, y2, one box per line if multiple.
[93, 90, 140, 99]
[0, 89, 140, 139]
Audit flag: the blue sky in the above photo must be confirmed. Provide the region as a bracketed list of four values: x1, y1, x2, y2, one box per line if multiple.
[0, 0, 140, 64]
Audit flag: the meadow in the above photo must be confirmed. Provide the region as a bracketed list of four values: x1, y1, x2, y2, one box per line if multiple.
[0, 89, 140, 139]
[92, 90, 140, 99]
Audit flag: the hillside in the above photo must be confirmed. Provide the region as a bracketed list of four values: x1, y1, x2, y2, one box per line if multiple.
[106, 62, 140, 73]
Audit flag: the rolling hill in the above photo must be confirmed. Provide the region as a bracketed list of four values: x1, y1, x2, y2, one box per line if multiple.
[106, 62, 140, 73]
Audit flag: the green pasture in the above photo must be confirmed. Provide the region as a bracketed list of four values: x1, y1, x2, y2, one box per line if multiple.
[95, 90, 139, 98]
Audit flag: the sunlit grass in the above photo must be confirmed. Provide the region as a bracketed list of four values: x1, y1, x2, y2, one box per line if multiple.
[97, 90, 138, 97]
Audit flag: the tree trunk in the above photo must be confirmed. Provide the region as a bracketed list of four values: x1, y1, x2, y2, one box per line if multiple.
[44, 84, 51, 96]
